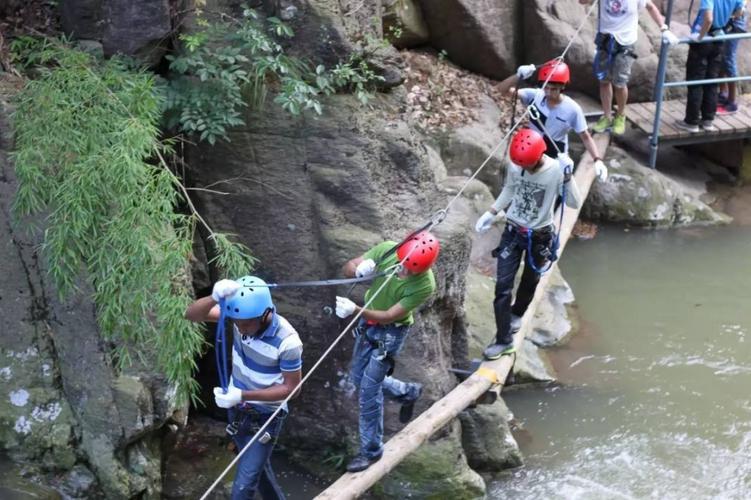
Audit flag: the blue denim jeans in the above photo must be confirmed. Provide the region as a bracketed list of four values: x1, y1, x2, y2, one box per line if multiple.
[493, 224, 554, 344]
[228, 406, 286, 500]
[349, 321, 421, 460]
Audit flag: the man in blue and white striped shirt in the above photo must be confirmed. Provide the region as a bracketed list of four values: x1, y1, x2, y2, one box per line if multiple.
[185, 275, 302, 500]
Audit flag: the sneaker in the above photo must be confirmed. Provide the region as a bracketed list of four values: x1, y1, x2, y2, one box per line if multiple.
[700, 120, 718, 132]
[346, 453, 382, 473]
[510, 314, 522, 333]
[612, 114, 627, 135]
[592, 115, 612, 133]
[718, 92, 729, 106]
[483, 341, 515, 361]
[398, 384, 423, 423]
[718, 102, 738, 115]
[675, 120, 700, 133]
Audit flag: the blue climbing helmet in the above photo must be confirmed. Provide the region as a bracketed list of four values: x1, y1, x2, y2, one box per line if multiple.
[224, 275, 274, 319]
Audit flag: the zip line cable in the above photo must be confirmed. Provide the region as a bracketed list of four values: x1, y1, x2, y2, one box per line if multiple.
[200, 3, 598, 496]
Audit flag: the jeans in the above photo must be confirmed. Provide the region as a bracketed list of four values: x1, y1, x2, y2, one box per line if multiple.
[493, 224, 554, 344]
[723, 38, 739, 77]
[228, 406, 286, 500]
[684, 40, 724, 124]
[349, 321, 420, 460]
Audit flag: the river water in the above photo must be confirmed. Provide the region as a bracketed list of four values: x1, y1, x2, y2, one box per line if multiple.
[492, 224, 751, 499]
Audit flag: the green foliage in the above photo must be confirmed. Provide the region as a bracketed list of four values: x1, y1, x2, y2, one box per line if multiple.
[165, 9, 384, 144]
[10, 39, 254, 404]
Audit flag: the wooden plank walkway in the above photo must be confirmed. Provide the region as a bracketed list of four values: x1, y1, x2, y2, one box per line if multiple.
[627, 99, 751, 146]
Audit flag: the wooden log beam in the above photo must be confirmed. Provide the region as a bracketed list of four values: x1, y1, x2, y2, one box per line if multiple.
[315, 134, 611, 500]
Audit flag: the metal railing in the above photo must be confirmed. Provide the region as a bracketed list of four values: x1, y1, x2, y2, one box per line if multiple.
[649, 0, 751, 167]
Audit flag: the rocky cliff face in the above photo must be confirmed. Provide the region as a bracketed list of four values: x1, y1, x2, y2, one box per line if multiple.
[0, 76, 186, 498]
[184, 89, 488, 493]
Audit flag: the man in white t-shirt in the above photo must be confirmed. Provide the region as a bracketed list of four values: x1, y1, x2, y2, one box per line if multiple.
[581, 0, 678, 135]
[498, 59, 608, 181]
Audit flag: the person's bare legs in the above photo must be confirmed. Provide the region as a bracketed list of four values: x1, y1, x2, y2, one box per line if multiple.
[600, 81, 613, 119]
[614, 85, 628, 116]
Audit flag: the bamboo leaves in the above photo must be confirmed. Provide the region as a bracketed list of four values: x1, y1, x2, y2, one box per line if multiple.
[11, 42, 252, 404]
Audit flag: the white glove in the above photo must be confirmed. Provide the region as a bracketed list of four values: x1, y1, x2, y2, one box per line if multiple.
[594, 159, 608, 182]
[688, 31, 702, 42]
[355, 258, 376, 278]
[557, 153, 574, 173]
[213, 386, 243, 409]
[516, 64, 536, 80]
[335, 296, 357, 318]
[662, 29, 680, 46]
[475, 211, 496, 234]
[211, 279, 242, 302]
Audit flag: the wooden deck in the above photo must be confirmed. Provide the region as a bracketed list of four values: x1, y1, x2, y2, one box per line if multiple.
[627, 99, 751, 146]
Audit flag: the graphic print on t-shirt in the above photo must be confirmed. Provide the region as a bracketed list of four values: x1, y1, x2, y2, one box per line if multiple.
[514, 178, 546, 222]
[604, 0, 628, 17]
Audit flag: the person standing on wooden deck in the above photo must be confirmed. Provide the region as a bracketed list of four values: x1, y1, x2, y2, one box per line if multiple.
[677, 0, 744, 133]
[582, 0, 678, 135]
[498, 59, 608, 182]
[718, 2, 747, 114]
[335, 232, 438, 472]
[475, 129, 582, 360]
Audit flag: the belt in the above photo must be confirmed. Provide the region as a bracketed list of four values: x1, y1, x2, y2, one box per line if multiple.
[362, 319, 410, 328]
[507, 220, 554, 234]
[236, 403, 287, 417]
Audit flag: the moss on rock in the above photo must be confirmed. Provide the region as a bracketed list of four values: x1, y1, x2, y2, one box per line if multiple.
[376, 422, 485, 499]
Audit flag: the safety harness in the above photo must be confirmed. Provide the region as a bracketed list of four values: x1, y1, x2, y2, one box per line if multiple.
[513, 103, 571, 275]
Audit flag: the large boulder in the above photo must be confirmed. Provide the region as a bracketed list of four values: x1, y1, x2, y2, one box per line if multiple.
[523, 0, 690, 102]
[376, 421, 486, 499]
[60, 0, 172, 66]
[264, 0, 405, 87]
[526, 269, 576, 347]
[430, 95, 510, 193]
[383, 0, 430, 48]
[417, 0, 520, 79]
[459, 400, 523, 472]
[584, 145, 732, 227]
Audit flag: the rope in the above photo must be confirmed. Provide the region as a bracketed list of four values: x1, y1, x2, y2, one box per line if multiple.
[200, 3, 599, 497]
[241, 218, 434, 291]
[215, 298, 230, 392]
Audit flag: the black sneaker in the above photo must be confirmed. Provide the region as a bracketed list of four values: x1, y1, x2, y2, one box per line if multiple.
[399, 384, 423, 423]
[346, 453, 382, 473]
[483, 341, 515, 360]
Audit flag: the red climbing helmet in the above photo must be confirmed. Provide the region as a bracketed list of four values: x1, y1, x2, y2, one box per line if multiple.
[509, 128, 547, 169]
[538, 59, 570, 85]
[397, 231, 440, 274]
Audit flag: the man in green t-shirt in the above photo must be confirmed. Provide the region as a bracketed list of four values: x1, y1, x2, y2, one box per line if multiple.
[335, 231, 439, 473]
